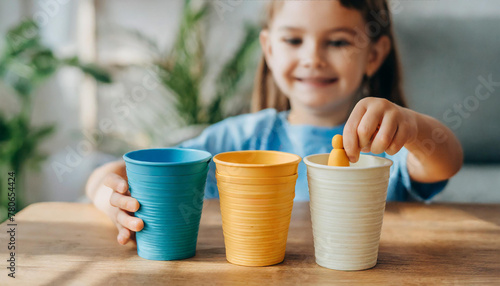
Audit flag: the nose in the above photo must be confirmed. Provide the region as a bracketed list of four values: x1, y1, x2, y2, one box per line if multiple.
[300, 41, 326, 69]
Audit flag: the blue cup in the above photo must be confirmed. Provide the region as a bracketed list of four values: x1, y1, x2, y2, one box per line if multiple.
[127, 167, 209, 184]
[123, 148, 212, 261]
[124, 148, 211, 176]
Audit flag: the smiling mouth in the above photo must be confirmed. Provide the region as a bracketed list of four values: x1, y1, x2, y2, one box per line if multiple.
[296, 77, 338, 86]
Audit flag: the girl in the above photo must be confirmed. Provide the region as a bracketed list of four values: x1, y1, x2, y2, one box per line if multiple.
[85, 0, 463, 245]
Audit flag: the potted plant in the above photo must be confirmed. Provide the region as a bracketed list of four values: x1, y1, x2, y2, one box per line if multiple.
[99, 0, 260, 150]
[0, 20, 111, 222]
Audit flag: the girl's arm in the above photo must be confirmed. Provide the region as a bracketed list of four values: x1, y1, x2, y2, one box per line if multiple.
[403, 111, 463, 183]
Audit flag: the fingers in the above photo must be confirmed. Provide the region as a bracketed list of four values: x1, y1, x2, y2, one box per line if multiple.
[129, 231, 137, 245]
[115, 211, 140, 245]
[386, 122, 409, 155]
[117, 209, 144, 232]
[105, 172, 142, 245]
[116, 223, 131, 245]
[115, 161, 128, 181]
[344, 103, 366, 163]
[110, 191, 140, 212]
[357, 108, 383, 151]
[104, 173, 129, 195]
[370, 113, 398, 154]
[345, 98, 410, 160]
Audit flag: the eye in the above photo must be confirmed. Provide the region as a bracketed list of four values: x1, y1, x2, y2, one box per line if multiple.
[328, 40, 351, 47]
[283, 38, 302, 46]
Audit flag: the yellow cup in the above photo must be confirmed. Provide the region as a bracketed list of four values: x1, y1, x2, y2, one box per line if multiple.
[221, 200, 294, 212]
[217, 184, 295, 200]
[221, 212, 293, 229]
[220, 206, 293, 228]
[214, 151, 300, 267]
[223, 228, 291, 241]
[223, 233, 289, 266]
[216, 172, 297, 200]
[213, 151, 301, 178]
[223, 222, 291, 234]
[215, 171, 299, 185]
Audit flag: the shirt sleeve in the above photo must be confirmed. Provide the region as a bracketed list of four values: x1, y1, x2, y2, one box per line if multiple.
[386, 147, 448, 202]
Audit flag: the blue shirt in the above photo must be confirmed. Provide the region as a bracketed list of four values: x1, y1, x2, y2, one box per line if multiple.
[176, 108, 447, 202]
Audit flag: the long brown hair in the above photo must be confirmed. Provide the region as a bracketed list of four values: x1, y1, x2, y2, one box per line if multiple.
[251, 0, 407, 113]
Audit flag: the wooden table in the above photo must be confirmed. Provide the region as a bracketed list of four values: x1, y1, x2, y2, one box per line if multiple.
[1, 200, 499, 285]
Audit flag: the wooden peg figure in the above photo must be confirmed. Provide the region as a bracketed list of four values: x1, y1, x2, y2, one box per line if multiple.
[328, 134, 350, 167]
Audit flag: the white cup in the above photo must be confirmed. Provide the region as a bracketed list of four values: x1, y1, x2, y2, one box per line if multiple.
[304, 154, 393, 271]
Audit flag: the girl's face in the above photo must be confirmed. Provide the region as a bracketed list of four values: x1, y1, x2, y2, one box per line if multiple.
[260, 1, 390, 116]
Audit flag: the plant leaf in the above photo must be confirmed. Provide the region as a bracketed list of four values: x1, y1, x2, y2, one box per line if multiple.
[210, 22, 260, 121]
[30, 124, 56, 141]
[79, 63, 112, 83]
[32, 49, 59, 75]
[4, 20, 40, 56]
[0, 114, 10, 143]
[62, 57, 112, 83]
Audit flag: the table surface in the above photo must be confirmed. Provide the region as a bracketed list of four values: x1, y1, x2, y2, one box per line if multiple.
[1, 200, 499, 285]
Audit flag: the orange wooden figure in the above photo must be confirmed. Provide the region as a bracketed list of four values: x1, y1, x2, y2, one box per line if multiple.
[327, 134, 350, 167]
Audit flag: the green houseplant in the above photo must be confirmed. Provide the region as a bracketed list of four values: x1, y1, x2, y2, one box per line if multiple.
[155, 0, 261, 126]
[97, 0, 260, 153]
[0, 20, 111, 222]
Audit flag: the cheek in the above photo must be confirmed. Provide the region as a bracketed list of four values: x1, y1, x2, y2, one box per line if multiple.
[267, 55, 294, 94]
[270, 39, 298, 70]
[274, 50, 295, 73]
[331, 52, 366, 88]
[271, 53, 297, 86]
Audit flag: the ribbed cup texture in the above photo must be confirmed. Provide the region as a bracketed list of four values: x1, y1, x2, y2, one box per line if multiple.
[123, 148, 212, 261]
[213, 151, 302, 266]
[304, 154, 393, 271]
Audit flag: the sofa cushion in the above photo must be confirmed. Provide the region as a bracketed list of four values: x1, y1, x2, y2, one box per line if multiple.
[393, 9, 500, 163]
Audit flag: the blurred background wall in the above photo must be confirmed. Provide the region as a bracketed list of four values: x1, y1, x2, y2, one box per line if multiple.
[0, 0, 499, 209]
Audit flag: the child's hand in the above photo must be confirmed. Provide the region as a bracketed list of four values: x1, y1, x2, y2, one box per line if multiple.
[105, 173, 144, 245]
[343, 97, 418, 162]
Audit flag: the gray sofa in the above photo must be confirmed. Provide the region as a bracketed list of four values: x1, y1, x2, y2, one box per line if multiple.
[393, 2, 500, 202]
